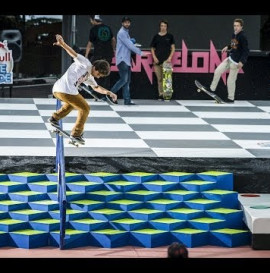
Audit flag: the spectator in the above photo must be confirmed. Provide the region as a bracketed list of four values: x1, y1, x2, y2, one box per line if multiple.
[167, 242, 189, 258]
[85, 15, 116, 95]
[150, 20, 175, 100]
[110, 16, 143, 105]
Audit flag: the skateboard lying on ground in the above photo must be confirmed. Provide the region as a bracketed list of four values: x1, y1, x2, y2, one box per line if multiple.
[195, 80, 224, 104]
[49, 123, 83, 147]
[162, 62, 173, 101]
[78, 84, 116, 105]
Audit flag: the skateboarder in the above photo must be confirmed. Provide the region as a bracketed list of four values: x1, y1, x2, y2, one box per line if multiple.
[150, 20, 175, 100]
[208, 18, 249, 103]
[48, 34, 117, 144]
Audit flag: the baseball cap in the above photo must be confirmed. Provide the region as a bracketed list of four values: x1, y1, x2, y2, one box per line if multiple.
[94, 15, 102, 21]
[122, 16, 131, 23]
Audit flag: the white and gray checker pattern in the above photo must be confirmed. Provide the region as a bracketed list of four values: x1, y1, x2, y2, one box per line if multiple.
[1, 98, 270, 158]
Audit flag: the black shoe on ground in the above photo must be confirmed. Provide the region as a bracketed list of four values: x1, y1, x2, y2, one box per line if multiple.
[223, 98, 235, 103]
[158, 95, 163, 101]
[125, 102, 136, 105]
[48, 117, 60, 128]
[71, 134, 85, 145]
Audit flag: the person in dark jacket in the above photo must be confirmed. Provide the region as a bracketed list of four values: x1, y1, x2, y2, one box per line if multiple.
[209, 18, 249, 103]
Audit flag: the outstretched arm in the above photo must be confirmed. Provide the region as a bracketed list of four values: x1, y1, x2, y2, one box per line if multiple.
[92, 85, 117, 102]
[53, 34, 78, 59]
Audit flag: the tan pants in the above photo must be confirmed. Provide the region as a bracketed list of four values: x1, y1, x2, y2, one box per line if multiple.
[210, 57, 240, 100]
[154, 64, 163, 96]
[52, 92, 90, 137]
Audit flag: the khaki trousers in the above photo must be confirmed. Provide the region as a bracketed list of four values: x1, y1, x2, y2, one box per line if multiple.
[210, 57, 240, 100]
[52, 92, 90, 137]
[154, 64, 164, 96]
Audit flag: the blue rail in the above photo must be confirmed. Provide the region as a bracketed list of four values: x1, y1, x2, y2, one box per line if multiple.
[55, 99, 67, 250]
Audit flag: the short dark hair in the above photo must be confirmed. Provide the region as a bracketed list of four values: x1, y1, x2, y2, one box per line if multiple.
[160, 20, 168, 28]
[122, 16, 131, 23]
[167, 242, 189, 258]
[93, 60, 110, 76]
[234, 18, 244, 27]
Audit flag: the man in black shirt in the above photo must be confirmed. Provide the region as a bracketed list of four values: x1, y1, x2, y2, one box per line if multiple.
[209, 18, 249, 103]
[85, 15, 116, 91]
[150, 20, 175, 100]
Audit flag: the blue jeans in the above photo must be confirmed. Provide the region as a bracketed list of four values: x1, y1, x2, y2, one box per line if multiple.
[111, 61, 131, 104]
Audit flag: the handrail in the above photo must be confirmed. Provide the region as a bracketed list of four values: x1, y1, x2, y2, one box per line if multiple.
[55, 99, 67, 250]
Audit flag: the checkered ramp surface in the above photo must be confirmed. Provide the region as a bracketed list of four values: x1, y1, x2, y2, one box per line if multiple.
[0, 98, 270, 157]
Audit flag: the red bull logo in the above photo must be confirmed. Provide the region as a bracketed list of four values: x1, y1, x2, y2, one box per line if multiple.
[0, 41, 13, 84]
[0, 52, 11, 62]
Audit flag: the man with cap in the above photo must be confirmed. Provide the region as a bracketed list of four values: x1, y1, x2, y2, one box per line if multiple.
[85, 15, 116, 94]
[110, 16, 143, 105]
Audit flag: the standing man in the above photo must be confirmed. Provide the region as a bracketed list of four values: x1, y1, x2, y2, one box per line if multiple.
[85, 15, 116, 93]
[209, 18, 249, 103]
[111, 16, 143, 105]
[150, 20, 175, 100]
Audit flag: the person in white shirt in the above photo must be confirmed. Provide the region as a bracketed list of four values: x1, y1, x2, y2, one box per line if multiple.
[48, 34, 117, 144]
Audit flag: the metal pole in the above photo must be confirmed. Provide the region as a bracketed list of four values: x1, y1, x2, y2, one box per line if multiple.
[71, 15, 76, 46]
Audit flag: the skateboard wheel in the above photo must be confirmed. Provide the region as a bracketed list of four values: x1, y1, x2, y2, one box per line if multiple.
[197, 89, 201, 93]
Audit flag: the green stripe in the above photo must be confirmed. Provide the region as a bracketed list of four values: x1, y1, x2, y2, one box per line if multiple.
[11, 229, 46, 235]
[212, 228, 249, 234]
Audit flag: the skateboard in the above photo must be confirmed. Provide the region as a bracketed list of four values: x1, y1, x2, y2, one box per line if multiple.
[162, 62, 173, 101]
[195, 80, 224, 104]
[78, 84, 116, 105]
[50, 123, 83, 147]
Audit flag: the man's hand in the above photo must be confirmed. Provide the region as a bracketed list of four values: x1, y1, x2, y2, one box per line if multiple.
[165, 57, 172, 63]
[222, 46, 228, 53]
[153, 56, 159, 64]
[108, 91, 117, 102]
[237, 62, 243, 69]
[53, 34, 65, 47]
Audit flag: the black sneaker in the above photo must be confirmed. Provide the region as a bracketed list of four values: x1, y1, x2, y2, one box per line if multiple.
[71, 134, 85, 145]
[223, 98, 235, 103]
[124, 102, 136, 105]
[158, 95, 163, 101]
[48, 117, 60, 128]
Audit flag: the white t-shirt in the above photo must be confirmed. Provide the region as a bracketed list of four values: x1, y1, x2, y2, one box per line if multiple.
[52, 54, 98, 95]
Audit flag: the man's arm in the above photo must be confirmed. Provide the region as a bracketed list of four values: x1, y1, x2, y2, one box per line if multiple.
[118, 32, 142, 55]
[85, 41, 92, 58]
[53, 34, 77, 58]
[222, 46, 228, 53]
[111, 37, 116, 51]
[238, 35, 249, 68]
[151, 47, 159, 64]
[166, 44, 175, 62]
[92, 85, 117, 101]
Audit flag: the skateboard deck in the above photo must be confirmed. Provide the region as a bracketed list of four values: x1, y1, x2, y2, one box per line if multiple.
[195, 80, 224, 104]
[162, 62, 173, 101]
[78, 84, 116, 105]
[50, 123, 82, 147]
